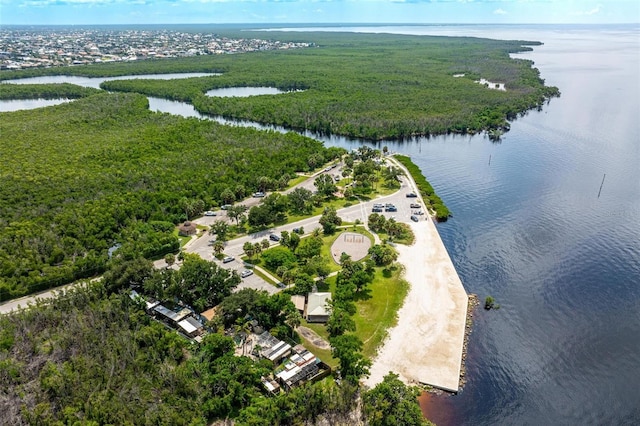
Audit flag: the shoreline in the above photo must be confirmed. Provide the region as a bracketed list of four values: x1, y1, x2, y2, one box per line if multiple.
[424, 293, 479, 395]
[363, 215, 469, 393]
[460, 293, 480, 389]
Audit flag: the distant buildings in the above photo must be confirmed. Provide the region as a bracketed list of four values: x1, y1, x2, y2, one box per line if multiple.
[0, 28, 313, 71]
[256, 333, 331, 392]
[130, 289, 330, 394]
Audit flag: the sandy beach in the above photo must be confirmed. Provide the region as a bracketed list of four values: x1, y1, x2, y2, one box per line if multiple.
[364, 218, 468, 392]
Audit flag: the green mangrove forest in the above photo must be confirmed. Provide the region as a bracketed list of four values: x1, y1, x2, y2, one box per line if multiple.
[0, 30, 559, 299]
[0, 92, 339, 300]
[2, 31, 560, 140]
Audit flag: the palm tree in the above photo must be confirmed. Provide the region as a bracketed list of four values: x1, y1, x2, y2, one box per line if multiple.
[227, 204, 248, 225]
[282, 269, 296, 286]
[285, 310, 302, 338]
[212, 241, 225, 257]
[243, 242, 256, 261]
[241, 320, 253, 355]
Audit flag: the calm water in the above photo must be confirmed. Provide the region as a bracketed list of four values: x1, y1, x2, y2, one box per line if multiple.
[2, 25, 639, 425]
[302, 24, 639, 425]
[1, 72, 217, 89]
[0, 98, 70, 111]
[205, 86, 286, 97]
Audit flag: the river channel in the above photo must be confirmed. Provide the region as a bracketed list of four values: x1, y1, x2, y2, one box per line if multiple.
[2, 24, 639, 425]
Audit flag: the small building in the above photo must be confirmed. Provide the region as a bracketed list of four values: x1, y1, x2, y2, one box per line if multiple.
[178, 221, 197, 236]
[261, 376, 281, 395]
[129, 290, 160, 312]
[275, 347, 331, 390]
[178, 316, 205, 338]
[200, 306, 218, 322]
[291, 295, 306, 314]
[305, 292, 332, 323]
[256, 331, 292, 365]
[153, 304, 192, 326]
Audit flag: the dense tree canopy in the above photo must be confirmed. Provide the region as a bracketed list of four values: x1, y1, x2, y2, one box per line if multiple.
[364, 373, 434, 426]
[0, 92, 332, 300]
[2, 31, 558, 140]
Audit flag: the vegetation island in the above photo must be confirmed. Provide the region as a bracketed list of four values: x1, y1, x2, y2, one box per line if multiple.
[0, 29, 559, 425]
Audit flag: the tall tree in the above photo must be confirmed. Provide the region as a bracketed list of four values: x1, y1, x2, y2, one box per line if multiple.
[209, 220, 230, 241]
[319, 207, 342, 235]
[363, 373, 433, 426]
[330, 334, 371, 384]
[227, 204, 248, 225]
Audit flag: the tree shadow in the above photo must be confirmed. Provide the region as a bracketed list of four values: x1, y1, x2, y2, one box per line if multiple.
[353, 287, 372, 301]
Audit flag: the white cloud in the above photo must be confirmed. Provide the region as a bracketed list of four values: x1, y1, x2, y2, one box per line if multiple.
[493, 8, 507, 15]
[584, 4, 602, 15]
[573, 3, 603, 16]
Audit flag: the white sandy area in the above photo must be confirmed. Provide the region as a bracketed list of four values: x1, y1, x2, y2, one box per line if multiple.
[364, 219, 468, 392]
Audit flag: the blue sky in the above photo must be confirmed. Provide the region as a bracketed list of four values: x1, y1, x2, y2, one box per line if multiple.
[1, 0, 639, 26]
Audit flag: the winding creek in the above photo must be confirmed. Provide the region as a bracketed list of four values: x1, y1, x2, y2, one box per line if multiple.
[2, 24, 639, 426]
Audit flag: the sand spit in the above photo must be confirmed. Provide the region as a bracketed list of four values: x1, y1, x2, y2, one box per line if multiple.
[364, 218, 468, 393]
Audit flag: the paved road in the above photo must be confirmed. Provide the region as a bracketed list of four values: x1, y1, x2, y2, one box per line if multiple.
[0, 279, 101, 315]
[1, 156, 427, 313]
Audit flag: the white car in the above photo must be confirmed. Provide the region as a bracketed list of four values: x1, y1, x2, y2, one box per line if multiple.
[240, 269, 254, 278]
[222, 256, 234, 263]
[204, 210, 217, 216]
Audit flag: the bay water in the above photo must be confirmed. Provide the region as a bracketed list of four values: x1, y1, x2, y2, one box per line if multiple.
[2, 24, 638, 425]
[312, 24, 640, 425]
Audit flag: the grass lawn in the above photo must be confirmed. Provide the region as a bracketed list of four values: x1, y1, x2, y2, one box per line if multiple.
[352, 265, 409, 359]
[298, 319, 338, 369]
[252, 267, 279, 287]
[296, 262, 409, 363]
[286, 175, 309, 189]
[173, 228, 193, 248]
[374, 223, 415, 246]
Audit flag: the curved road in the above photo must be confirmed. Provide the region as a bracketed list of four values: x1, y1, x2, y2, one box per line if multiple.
[0, 156, 426, 313]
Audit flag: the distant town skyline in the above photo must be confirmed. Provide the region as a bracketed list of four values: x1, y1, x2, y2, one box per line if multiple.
[2, 0, 639, 26]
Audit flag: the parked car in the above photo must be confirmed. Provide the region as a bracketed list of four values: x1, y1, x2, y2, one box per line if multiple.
[406, 192, 418, 198]
[240, 269, 253, 278]
[221, 204, 232, 210]
[204, 210, 217, 216]
[276, 282, 286, 289]
[269, 234, 281, 242]
[411, 215, 419, 222]
[410, 203, 421, 208]
[385, 206, 397, 212]
[222, 256, 234, 263]
[292, 227, 303, 234]
[372, 207, 383, 213]
[253, 192, 265, 198]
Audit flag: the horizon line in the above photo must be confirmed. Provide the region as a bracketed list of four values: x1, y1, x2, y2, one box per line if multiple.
[3, 22, 639, 27]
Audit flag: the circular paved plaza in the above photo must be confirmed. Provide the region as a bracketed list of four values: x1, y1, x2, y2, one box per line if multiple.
[330, 231, 372, 264]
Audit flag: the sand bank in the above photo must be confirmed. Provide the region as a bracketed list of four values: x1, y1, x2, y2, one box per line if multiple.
[364, 218, 468, 392]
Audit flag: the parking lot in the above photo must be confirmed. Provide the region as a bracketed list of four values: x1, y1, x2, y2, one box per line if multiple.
[183, 167, 428, 296]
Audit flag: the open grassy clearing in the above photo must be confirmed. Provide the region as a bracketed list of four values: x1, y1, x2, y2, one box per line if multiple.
[353, 265, 409, 359]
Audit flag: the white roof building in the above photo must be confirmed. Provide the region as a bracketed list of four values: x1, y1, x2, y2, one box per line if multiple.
[305, 292, 332, 323]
